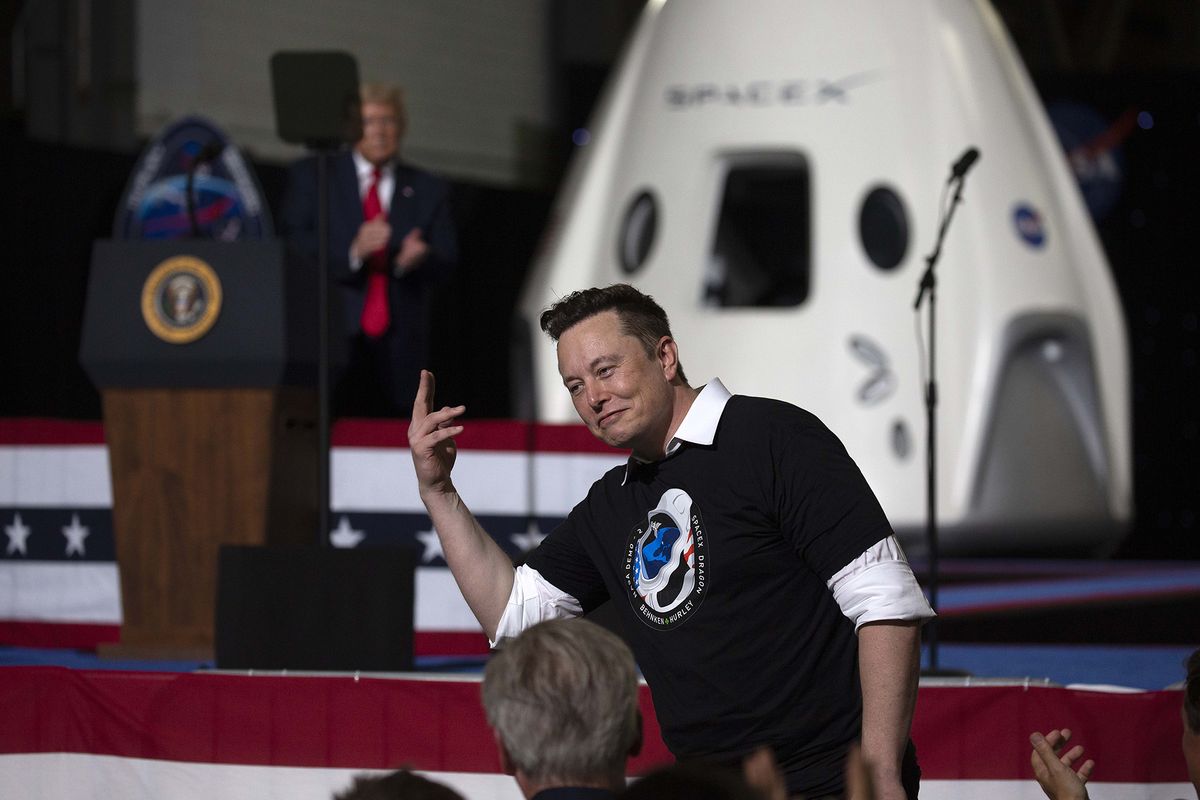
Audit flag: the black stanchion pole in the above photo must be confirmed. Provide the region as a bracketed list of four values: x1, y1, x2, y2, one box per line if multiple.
[316, 150, 332, 547]
[268, 50, 360, 547]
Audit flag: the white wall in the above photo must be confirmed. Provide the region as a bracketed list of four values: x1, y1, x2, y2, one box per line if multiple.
[136, 0, 555, 185]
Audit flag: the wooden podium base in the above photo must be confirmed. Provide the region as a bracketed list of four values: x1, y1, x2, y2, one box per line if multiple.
[103, 387, 316, 653]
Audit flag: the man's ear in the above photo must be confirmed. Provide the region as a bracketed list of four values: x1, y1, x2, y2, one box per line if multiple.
[657, 337, 680, 381]
[496, 735, 517, 776]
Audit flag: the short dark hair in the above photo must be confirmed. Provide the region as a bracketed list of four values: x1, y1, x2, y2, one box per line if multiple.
[334, 769, 463, 800]
[619, 763, 764, 800]
[539, 284, 688, 384]
[1185, 647, 1200, 734]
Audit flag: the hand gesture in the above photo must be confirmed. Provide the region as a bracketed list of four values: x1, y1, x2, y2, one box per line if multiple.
[1030, 729, 1094, 800]
[352, 216, 392, 262]
[742, 747, 787, 800]
[409, 370, 465, 497]
[396, 227, 430, 272]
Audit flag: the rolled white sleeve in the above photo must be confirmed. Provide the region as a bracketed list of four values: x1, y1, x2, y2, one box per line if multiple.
[490, 563, 584, 648]
[827, 535, 935, 631]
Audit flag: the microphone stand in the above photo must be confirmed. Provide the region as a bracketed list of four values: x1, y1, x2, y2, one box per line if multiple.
[913, 158, 974, 674]
[267, 50, 361, 550]
[310, 145, 335, 548]
[185, 165, 202, 238]
[296, 141, 340, 549]
[185, 142, 223, 238]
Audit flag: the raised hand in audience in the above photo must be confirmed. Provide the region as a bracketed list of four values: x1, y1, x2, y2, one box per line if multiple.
[845, 743, 876, 800]
[742, 746, 788, 800]
[1029, 728, 1094, 800]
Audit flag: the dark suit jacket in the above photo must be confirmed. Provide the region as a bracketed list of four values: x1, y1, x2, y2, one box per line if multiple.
[530, 789, 617, 800]
[280, 150, 457, 385]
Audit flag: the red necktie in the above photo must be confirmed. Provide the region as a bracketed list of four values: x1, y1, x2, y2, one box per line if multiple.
[359, 166, 390, 338]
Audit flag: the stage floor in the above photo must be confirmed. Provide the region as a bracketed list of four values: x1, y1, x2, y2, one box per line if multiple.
[0, 641, 1194, 692]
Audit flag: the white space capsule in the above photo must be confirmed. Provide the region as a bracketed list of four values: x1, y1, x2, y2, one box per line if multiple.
[517, 0, 1131, 554]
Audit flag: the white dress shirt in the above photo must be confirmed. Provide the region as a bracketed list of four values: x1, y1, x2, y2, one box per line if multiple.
[348, 150, 395, 271]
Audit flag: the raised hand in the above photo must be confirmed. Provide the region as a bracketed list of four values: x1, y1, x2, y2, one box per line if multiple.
[1030, 729, 1094, 800]
[408, 370, 465, 496]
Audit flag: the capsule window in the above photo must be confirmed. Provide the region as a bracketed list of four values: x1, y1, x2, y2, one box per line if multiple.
[618, 190, 658, 274]
[859, 185, 909, 271]
[705, 155, 810, 307]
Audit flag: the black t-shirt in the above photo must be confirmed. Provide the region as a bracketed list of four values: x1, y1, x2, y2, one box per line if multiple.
[525, 395, 893, 796]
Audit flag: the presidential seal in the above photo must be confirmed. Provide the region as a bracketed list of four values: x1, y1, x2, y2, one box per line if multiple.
[141, 256, 222, 343]
[624, 487, 709, 629]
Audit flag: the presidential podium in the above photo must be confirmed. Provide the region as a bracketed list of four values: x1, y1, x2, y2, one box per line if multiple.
[80, 239, 324, 656]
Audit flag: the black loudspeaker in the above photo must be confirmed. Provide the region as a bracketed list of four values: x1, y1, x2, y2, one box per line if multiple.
[216, 545, 415, 671]
[269, 51, 362, 147]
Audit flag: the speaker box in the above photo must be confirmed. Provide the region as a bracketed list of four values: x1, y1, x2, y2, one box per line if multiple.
[216, 545, 415, 671]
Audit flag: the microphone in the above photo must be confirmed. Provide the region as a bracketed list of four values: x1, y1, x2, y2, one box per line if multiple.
[193, 140, 225, 168]
[949, 147, 980, 181]
[186, 141, 225, 237]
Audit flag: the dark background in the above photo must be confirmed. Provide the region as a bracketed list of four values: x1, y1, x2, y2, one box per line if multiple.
[0, 3, 1195, 560]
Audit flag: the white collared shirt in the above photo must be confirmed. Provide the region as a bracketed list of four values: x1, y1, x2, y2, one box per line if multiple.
[493, 379, 934, 645]
[353, 149, 395, 211]
[348, 150, 396, 271]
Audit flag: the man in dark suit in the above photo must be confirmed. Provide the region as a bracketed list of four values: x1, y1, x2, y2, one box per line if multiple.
[281, 82, 457, 416]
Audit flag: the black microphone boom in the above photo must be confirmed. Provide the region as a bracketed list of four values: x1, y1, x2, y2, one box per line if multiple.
[917, 145, 979, 677]
[186, 141, 225, 238]
[949, 147, 980, 180]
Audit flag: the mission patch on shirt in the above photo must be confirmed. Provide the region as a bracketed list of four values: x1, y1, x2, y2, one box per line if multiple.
[624, 487, 709, 627]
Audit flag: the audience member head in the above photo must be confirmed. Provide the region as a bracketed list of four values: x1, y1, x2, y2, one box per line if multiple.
[357, 82, 407, 166]
[333, 769, 463, 800]
[539, 284, 689, 385]
[1183, 647, 1200, 791]
[481, 618, 642, 797]
[619, 763, 765, 800]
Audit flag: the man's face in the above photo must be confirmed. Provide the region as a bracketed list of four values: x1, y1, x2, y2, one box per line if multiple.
[556, 310, 676, 458]
[1183, 707, 1200, 791]
[355, 101, 400, 166]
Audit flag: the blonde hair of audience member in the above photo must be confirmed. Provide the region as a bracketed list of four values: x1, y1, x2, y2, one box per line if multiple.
[359, 82, 408, 141]
[481, 619, 642, 796]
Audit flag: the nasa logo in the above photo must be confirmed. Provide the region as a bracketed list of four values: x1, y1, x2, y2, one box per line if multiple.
[624, 488, 708, 629]
[115, 116, 272, 241]
[140, 256, 223, 344]
[1013, 204, 1047, 248]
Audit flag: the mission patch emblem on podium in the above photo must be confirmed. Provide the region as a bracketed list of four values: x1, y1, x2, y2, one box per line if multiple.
[141, 256, 223, 343]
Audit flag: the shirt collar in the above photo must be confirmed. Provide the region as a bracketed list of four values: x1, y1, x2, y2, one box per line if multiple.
[622, 378, 732, 484]
[352, 149, 393, 181]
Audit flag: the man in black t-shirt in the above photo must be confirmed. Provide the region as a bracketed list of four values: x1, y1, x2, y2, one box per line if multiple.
[409, 284, 933, 799]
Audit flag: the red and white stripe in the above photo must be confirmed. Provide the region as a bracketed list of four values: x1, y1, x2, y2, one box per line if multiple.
[0, 419, 624, 652]
[0, 667, 1189, 800]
